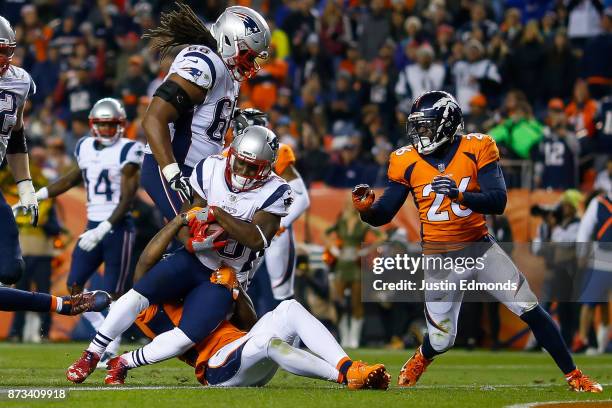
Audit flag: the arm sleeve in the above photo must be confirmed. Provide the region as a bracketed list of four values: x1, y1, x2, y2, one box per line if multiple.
[280, 176, 310, 228]
[171, 48, 218, 90]
[459, 161, 507, 215]
[120, 141, 145, 168]
[360, 180, 410, 227]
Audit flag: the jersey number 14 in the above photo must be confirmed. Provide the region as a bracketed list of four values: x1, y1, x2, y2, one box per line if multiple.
[82, 169, 113, 202]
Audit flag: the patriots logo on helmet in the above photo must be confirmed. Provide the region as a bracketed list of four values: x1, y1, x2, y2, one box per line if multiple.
[267, 137, 279, 153]
[234, 12, 261, 36]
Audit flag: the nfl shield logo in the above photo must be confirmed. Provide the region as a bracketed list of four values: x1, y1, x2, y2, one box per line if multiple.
[437, 163, 445, 173]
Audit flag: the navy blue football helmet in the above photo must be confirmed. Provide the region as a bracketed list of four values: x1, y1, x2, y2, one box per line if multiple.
[406, 91, 463, 155]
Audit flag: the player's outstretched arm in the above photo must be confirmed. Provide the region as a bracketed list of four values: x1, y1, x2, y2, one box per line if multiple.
[133, 214, 186, 281]
[39, 165, 83, 199]
[229, 285, 258, 331]
[107, 163, 140, 226]
[353, 181, 410, 227]
[214, 207, 280, 252]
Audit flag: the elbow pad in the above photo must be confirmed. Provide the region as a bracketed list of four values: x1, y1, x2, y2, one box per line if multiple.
[153, 80, 194, 116]
[7, 128, 27, 154]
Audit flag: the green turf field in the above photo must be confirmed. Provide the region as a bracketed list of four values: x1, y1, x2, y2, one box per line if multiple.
[0, 343, 610, 408]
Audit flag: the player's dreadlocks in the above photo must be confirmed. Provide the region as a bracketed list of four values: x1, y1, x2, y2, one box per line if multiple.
[143, 2, 217, 60]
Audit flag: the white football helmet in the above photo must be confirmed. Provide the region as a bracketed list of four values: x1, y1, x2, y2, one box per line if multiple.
[225, 125, 278, 192]
[210, 6, 271, 81]
[88, 98, 127, 147]
[0, 16, 16, 76]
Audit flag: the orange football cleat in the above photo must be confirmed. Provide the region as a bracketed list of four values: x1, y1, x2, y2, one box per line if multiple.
[565, 368, 603, 393]
[398, 347, 432, 387]
[346, 361, 390, 390]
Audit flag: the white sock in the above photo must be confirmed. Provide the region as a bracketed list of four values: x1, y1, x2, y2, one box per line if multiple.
[597, 325, 609, 354]
[122, 327, 194, 368]
[277, 300, 349, 368]
[267, 339, 339, 382]
[349, 317, 363, 349]
[87, 290, 149, 355]
[339, 314, 349, 348]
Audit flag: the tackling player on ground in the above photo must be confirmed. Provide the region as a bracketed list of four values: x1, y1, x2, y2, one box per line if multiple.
[26, 98, 143, 363]
[352, 90, 602, 393]
[66, 126, 292, 384]
[233, 109, 310, 308]
[140, 3, 270, 220]
[101, 201, 388, 390]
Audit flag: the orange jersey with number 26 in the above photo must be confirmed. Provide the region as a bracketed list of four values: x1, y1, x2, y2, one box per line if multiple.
[387, 134, 500, 243]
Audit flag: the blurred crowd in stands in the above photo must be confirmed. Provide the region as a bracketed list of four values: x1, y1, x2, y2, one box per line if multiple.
[1, 0, 610, 190]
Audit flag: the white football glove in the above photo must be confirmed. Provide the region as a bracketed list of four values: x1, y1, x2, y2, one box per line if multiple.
[78, 220, 112, 252]
[12, 179, 40, 226]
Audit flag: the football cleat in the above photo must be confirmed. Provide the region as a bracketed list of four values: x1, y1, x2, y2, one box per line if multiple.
[398, 347, 432, 387]
[66, 350, 100, 383]
[346, 361, 390, 390]
[105, 356, 129, 385]
[59, 290, 112, 315]
[565, 368, 603, 393]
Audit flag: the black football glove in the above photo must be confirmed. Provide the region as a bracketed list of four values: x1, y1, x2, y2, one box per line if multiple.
[431, 176, 459, 199]
[169, 172, 194, 203]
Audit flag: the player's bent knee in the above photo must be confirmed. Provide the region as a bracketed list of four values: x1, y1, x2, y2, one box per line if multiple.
[266, 337, 291, 355]
[0, 258, 24, 285]
[117, 289, 150, 313]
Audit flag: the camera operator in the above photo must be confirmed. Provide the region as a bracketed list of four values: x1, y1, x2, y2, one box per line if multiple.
[531, 190, 583, 346]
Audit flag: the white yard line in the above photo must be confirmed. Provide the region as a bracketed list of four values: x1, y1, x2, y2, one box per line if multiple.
[506, 400, 612, 408]
[0, 383, 611, 392]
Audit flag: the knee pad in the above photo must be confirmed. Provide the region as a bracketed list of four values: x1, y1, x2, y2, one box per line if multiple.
[0, 258, 24, 285]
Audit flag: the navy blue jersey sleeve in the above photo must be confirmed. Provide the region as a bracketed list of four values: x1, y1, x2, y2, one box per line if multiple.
[460, 161, 507, 215]
[360, 180, 410, 227]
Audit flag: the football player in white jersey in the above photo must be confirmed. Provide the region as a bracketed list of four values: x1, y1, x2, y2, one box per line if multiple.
[66, 126, 292, 384]
[233, 109, 310, 307]
[28, 98, 143, 361]
[100, 198, 389, 390]
[0, 16, 39, 285]
[140, 3, 270, 220]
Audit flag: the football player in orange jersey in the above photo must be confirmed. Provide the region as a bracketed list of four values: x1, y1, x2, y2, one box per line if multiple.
[352, 91, 602, 393]
[103, 198, 388, 390]
[233, 109, 310, 309]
